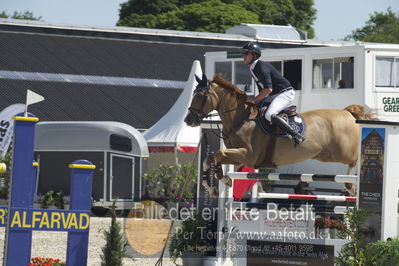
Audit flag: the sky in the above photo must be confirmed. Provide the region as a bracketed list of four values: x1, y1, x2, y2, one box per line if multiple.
[1, 0, 398, 41]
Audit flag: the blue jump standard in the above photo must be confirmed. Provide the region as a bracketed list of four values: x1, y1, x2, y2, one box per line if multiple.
[2, 114, 95, 266]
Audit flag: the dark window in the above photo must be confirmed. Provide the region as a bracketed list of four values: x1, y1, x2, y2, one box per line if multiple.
[270, 60, 302, 90]
[110, 134, 132, 152]
[284, 60, 302, 90]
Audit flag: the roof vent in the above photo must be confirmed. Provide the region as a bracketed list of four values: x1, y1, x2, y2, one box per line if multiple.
[226, 23, 307, 41]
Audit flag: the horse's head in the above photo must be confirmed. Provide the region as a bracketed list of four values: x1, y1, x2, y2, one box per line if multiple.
[184, 73, 218, 127]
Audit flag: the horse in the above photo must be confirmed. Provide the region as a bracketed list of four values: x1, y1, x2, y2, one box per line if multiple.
[184, 74, 376, 194]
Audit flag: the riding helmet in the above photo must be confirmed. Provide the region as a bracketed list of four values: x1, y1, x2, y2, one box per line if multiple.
[242, 42, 261, 58]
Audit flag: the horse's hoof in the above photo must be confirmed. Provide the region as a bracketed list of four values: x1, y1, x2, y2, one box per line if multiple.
[207, 154, 216, 165]
[344, 183, 356, 196]
[202, 180, 219, 198]
[221, 177, 232, 187]
[215, 166, 223, 180]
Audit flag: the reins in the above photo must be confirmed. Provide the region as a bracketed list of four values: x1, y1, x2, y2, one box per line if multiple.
[206, 101, 255, 143]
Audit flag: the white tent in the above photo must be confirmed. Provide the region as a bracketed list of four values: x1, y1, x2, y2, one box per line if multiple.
[143, 60, 202, 153]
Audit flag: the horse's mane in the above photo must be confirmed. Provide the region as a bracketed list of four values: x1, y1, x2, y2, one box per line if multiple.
[212, 74, 247, 101]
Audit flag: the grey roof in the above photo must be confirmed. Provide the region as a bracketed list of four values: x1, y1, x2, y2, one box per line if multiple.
[0, 79, 181, 129]
[35, 121, 149, 157]
[226, 24, 307, 41]
[0, 20, 320, 130]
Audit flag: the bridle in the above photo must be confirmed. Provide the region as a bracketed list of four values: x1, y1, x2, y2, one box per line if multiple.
[188, 86, 219, 121]
[188, 84, 252, 141]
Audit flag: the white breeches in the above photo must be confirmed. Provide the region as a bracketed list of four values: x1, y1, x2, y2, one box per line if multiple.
[264, 89, 295, 121]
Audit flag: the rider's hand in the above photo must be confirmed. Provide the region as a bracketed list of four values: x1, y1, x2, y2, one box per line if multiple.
[245, 97, 256, 106]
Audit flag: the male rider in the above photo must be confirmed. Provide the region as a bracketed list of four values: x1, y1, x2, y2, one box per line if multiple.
[242, 42, 305, 145]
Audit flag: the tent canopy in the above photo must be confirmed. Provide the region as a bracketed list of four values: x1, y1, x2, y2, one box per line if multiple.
[143, 61, 202, 152]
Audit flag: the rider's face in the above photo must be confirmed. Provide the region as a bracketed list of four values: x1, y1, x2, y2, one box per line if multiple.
[243, 52, 254, 65]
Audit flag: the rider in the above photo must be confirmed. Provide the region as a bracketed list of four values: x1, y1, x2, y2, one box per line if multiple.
[242, 41, 305, 145]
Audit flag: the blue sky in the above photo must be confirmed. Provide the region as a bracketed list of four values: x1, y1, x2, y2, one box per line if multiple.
[1, 0, 398, 41]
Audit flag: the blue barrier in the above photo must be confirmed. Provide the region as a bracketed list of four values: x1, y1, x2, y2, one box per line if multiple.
[2, 114, 95, 266]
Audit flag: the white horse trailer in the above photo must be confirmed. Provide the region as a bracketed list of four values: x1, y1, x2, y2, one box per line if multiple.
[205, 42, 399, 176]
[34, 121, 149, 210]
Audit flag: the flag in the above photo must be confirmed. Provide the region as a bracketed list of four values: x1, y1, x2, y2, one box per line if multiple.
[0, 104, 26, 158]
[26, 90, 44, 106]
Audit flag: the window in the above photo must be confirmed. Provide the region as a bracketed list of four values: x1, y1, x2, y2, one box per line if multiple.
[376, 57, 399, 88]
[313, 57, 354, 89]
[212, 58, 302, 95]
[234, 61, 252, 93]
[110, 134, 132, 152]
[269, 60, 302, 90]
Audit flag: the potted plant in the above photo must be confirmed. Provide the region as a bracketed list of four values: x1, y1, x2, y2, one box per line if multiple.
[41, 190, 57, 209]
[169, 212, 211, 266]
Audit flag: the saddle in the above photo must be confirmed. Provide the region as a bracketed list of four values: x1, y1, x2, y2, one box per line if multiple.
[256, 103, 305, 138]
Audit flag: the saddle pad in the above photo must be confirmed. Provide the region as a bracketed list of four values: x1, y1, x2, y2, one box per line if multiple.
[256, 113, 306, 138]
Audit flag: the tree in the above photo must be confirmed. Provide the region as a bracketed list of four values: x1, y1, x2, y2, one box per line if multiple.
[117, 0, 316, 38]
[345, 8, 399, 44]
[0, 10, 42, 20]
[100, 201, 126, 266]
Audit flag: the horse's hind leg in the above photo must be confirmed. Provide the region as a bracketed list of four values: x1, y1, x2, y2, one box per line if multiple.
[345, 163, 358, 196]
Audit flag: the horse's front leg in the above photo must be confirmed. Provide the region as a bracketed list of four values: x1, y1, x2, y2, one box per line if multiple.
[213, 147, 248, 165]
[207, 148, 248, 187]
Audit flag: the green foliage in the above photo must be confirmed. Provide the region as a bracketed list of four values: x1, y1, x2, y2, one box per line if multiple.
[363, 238, 399, 266]
[101, 202, 127, 266]
[335, 207, 371, 266]
[0, 152, 12, 198]
[345, 8, 399, 44]
[143, 162, 197, 201]
[169, 212, 210, 263]
[41, 190, 55, 209]
[0, 10, 42, 20]
[40, 190, 67, 209]
[117, 0, 316, 37]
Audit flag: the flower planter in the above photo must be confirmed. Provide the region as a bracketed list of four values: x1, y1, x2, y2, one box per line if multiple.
[45, 204, 58, 210]
[329, 228, 338, 238]
[315, 228, 329, 238]
[182, 251, 204, 266]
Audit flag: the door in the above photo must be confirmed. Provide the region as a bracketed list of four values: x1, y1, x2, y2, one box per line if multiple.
[110, 154, 135, 201]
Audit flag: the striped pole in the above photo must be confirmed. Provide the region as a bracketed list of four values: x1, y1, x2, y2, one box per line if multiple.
[228, 172, 358, 184]
[229, 202, 353, 214]
[257, 193, 357, 202]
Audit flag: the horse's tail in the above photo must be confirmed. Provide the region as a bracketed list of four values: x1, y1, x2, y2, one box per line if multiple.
[344, 104, 378, 120]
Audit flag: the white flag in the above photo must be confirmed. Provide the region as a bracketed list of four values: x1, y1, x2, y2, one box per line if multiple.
[26, 90, 44, 106]
[0, 104, 26, 158]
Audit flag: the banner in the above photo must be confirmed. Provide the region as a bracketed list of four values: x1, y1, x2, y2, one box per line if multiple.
[0, 104, 26, 158]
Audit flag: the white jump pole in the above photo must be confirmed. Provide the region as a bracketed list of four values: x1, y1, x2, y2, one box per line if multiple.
[228, 172, 358, 184]
[257, 193, 357, 202]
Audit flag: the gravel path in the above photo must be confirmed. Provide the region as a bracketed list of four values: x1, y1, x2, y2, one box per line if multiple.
[0, 217, 180, 266]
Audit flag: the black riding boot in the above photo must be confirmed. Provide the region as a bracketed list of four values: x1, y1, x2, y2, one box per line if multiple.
[271, 114, 305, 145]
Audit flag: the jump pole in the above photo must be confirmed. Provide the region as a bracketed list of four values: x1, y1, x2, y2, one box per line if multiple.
[257, 193, 357, 202]
[228, 172, 358, 184]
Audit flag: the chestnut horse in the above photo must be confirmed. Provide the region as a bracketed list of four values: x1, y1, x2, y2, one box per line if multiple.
[184, 74, 376, 193]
